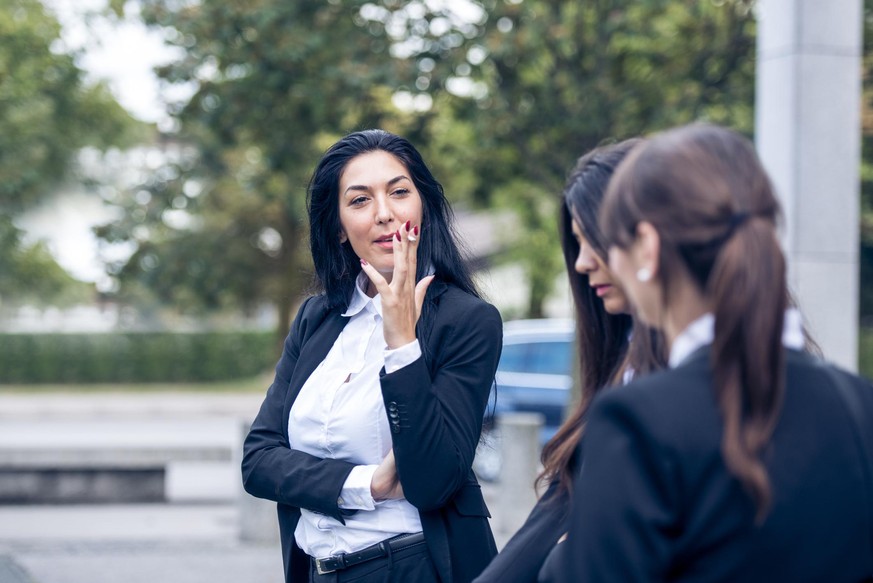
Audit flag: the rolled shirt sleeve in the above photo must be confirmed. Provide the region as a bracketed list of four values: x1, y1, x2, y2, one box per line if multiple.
[337, 464, 379, 511]
[383, 340, 422, 374]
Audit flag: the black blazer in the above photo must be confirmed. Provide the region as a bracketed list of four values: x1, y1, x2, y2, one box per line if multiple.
[242, 281, 502, 583]
[539, 348, 873, 583]
[472, 481, 569, 583]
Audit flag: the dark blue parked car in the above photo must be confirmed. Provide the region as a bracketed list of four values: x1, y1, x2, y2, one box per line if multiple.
[474, 318, 575, 481]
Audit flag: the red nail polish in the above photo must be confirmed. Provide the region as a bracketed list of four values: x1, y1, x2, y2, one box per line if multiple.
[360, 259, 368, 266]
[413, 225, 419, 236]
[405, 220, 411, 231]
[395, 231, 401, 241]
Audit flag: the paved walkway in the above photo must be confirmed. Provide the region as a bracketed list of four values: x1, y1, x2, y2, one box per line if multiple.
[0, 391, 280, 583]
[0, 391, 517, 583]
[0, 504, 282, 583]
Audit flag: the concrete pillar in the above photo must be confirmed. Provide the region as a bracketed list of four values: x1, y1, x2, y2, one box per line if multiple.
[237, 421, 280, 544]
[495, 412, 543, 537]
[755, 0, 863, 370]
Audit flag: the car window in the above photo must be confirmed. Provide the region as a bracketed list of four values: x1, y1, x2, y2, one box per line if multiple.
[526, 341, 573, 375]
[497, 343, 528, 373]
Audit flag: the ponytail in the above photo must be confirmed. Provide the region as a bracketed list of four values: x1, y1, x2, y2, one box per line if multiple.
[708, 216, 787, 521]
[600, 124, 792, 522]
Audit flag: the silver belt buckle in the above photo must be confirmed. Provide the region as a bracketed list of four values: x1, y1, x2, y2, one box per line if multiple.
[315, 557, 336, 575]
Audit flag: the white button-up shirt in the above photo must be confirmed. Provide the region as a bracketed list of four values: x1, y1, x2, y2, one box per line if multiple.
[669, 308, 805, 368]
[288, 273, 423, 558]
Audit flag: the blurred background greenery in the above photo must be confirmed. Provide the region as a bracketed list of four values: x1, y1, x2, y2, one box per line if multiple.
[2, 0, 873, 384]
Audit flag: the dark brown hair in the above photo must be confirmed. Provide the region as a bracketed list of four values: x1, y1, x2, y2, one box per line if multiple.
[539, 139, 667, 502]
[601, 124, 787, 520]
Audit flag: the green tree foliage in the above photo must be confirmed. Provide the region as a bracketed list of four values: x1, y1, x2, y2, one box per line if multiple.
[0, 0, 141, 305]
[393, 0, 757, 316]
[101, 0, 760, 324]
[1, 0, 140, 209]
[98, 1, 428, 336]
[0, 215, 89, 306]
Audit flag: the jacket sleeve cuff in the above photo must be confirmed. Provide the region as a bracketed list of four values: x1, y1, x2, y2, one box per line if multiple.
[337, 464, 378, 511]
[383, 340, 422, 374]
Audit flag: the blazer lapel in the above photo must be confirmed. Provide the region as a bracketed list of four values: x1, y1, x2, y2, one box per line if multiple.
[281, 309, 348, 431]
[427, 279, 449, 302]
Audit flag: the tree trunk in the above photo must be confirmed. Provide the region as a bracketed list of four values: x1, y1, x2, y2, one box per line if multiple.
[273, 231, 307, 357]
[527, 284, 546, 319]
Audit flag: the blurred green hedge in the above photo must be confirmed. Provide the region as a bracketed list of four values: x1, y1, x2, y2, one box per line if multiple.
[0, 331, 276, 383]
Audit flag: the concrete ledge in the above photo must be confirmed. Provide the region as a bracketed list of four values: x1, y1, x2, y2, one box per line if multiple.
[0, 418, 243, 504]
[0, 468, 164, 504]
[0, 446, 230, 468]
[0, 392, 265, 420]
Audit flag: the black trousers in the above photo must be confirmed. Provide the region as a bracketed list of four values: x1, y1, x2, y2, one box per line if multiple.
[309, 538, 439, 583]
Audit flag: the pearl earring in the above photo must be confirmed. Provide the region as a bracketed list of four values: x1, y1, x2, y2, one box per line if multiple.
[636, 267, 652, 282]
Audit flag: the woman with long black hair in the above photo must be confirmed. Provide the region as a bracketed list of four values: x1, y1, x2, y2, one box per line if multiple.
[542, 124, 873, 582]
[242, 129, 502, 583]
[473, 139, 666, 583]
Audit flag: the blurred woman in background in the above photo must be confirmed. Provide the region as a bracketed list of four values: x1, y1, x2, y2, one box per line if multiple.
[474, 138, 667, 583]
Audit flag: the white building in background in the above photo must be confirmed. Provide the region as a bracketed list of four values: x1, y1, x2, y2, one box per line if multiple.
[5, 145, 205, 334]
[457, 210, 572, 321]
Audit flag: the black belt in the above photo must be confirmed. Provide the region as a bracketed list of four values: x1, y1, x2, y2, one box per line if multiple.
[314, 532, 426, 575]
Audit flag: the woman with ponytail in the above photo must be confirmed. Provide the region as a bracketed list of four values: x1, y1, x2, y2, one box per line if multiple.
[540, 124, 873, 582]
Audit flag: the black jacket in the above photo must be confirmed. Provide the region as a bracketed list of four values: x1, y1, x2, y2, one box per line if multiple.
[473, 481, 569, 583]
[242, 281, 502, 583]
[540, 348, 873, 582]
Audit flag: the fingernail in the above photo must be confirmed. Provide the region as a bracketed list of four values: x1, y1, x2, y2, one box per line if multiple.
[405, 220, 411, 231]
[413, 225, 419, 236]
[360, 259, 368, 266]
[395, 231, 401, 241]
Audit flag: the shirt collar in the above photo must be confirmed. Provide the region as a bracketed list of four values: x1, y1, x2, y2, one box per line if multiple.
[342, 265, 438, 319]
[668, 307, 805, 368]
[342, 271, 382, 318]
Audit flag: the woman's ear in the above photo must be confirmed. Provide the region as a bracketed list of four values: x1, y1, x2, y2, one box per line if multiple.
[634, 221, 660, 281]
[339, 231, 348, 244]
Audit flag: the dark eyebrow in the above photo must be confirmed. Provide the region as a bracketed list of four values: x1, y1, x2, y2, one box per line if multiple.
[343, 175, 410, 196]
[343, 184, 370, 196]
[387, 175, 410, 187]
